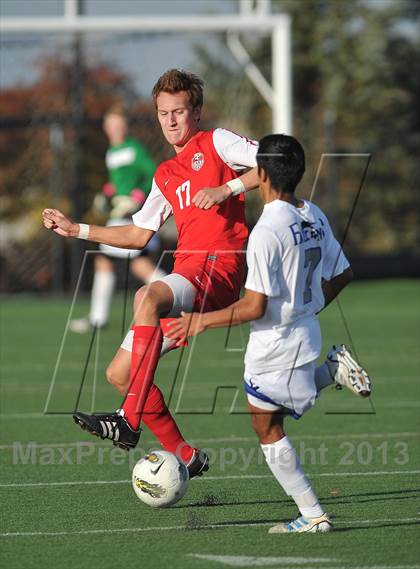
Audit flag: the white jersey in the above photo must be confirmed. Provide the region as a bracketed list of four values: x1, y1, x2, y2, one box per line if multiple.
[244, 199, 349, 373]
[132, 128, 257, 231]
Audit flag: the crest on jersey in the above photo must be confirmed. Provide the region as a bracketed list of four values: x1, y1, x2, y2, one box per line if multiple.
[192, 152, 205, 171]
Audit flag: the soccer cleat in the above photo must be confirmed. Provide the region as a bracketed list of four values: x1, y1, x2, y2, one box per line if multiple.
[326, 344, 371, 397]
[69, 318, 107, 334]
[73, 411, 140, 450]
[185, 448, 209, 478]
[268, 513, 332, 534]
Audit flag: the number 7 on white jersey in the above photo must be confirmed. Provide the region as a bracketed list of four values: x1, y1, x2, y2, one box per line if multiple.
[303, 247, 322, 304]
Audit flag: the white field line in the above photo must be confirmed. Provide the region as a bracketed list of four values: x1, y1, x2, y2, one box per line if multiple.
[1, 393, 419, 418]
[0, 516, 418, 538]
[0, 413, 57, 419]
[1, 388, 419, 419]
[0, 431, 419, 450]
[204, 470, 420, 480]
[189, 554, 339, 565]
[251, 562, 420, 569]
[188, 556, 419, 569]
[1, 469, 419, 488]
[381, 402, 420, 408]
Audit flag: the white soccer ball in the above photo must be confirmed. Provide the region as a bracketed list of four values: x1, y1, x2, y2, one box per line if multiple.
[132, 450, 189, 508]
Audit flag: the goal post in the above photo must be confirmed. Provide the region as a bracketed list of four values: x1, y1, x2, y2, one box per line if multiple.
[0, 0, 292, 133]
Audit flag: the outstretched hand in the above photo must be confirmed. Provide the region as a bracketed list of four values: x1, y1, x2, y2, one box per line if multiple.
[193, 184, 231, 210]
[166, 311, 207, 346]
[42, 209, 78, 238]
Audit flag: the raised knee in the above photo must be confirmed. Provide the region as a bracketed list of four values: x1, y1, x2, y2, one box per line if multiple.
[134, 285, 146, 308]
[106, 363, 126, 389]
[134, 285, 159, 312]
[105, 364, 116, 385]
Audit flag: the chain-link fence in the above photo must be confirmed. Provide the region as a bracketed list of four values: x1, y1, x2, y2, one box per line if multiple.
[1, 0, 419, 292]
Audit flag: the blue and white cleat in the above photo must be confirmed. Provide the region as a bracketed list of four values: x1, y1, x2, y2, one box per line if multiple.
[327, 344, 371, 398]
[268, 513, 332, 534]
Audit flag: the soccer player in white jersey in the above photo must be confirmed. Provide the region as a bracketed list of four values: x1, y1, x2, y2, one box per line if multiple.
[168, 133, 371, 533]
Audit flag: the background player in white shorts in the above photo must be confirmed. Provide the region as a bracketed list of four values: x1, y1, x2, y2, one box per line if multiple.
[169, 133, 371, 533]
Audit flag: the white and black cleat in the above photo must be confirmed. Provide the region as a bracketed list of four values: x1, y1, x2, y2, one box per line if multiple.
[185, 448, 210, 478]
[327, 344, 372, 398]
[73, 411, 140, 450]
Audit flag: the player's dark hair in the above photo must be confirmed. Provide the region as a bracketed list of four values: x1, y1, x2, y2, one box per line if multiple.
[152, 69, 204, 110]
[256, 134, 305, 193]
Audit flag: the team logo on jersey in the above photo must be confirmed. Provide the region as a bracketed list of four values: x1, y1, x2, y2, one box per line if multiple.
[192, 152, 205, 171]
[289, 220, 325, 246]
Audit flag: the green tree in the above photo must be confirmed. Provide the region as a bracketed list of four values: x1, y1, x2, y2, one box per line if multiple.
[197, 0, 420, 256]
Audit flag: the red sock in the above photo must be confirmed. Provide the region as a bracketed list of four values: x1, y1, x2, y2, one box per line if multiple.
[122, 325, 194, 463]
[142, 384, 194, 463]
[122, 325, 163, 430]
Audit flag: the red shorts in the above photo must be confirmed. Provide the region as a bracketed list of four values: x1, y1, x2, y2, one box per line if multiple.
[160, 251, 246, 337]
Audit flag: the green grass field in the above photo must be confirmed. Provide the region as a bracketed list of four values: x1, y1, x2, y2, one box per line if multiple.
[1, 279, 419, 569]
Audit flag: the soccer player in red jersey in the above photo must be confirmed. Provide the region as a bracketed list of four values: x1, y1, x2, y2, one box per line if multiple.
[42, 69, 259, 477]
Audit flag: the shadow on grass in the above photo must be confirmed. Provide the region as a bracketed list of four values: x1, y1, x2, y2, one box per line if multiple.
[183, 517, 282, 531]
[181, 518, 420, 533]
[322, 487, 420, 506]
[175, 487, 420, 509]
[335, 519, 420, 533]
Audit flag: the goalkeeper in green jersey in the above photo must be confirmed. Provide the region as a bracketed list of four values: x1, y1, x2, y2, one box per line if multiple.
[70, 105, 166, 334]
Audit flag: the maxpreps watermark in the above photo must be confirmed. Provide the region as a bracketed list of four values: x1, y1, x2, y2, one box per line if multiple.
[12, 442, 134, 467]
[11, 440, 410, 470]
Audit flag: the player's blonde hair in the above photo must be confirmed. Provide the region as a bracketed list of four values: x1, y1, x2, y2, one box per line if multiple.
[152, 69, 204, 109]
[104, 104, 128, 120]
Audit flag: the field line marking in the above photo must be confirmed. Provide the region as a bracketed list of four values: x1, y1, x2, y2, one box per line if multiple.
[0, 517, 418, 538]
[1, 469, 419, 488]
[188, 556, 419, 569]
[0, 431, 419, 450]
[188, 554, 339, 566]
[204, 470, 420, 480]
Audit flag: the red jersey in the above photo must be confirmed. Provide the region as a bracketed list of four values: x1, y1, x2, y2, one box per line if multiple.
[133, 128, 258, 265]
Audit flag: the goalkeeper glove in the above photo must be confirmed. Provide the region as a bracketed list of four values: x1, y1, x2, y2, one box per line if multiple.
[109, 189, 147, 219]
[92, 183, 116, 215]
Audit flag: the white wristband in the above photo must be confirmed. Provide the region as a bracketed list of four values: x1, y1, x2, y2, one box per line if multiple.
[226, 178, 245, 196]
[77, 223, 90, 240]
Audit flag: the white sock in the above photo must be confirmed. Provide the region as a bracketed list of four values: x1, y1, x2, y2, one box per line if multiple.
[315, 362, 334, 393]
[293, 487, 324, 519]
[89, 270, 116, 327]
[261, 436, 324, 519]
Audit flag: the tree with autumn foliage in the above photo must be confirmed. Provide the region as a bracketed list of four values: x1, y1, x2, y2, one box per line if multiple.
[0, 53, 163, 291]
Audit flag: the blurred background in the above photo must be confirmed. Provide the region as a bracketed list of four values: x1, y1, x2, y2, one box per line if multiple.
[0, 0, 419, 294]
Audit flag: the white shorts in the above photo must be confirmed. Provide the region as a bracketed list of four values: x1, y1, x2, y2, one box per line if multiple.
[99, 218, 161, 259]
[120, 273, 197, 352]
[244, 361, 317, 418]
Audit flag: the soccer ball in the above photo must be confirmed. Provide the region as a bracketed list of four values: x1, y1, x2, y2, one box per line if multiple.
[132, 450, 189, 508]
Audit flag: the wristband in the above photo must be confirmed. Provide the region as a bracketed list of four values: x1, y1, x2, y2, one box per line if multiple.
[77, 223, 90, 240]
[226, 178, 245, 196]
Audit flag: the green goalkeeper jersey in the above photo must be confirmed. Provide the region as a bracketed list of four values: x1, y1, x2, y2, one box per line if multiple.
[105, 138, 156, 196]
